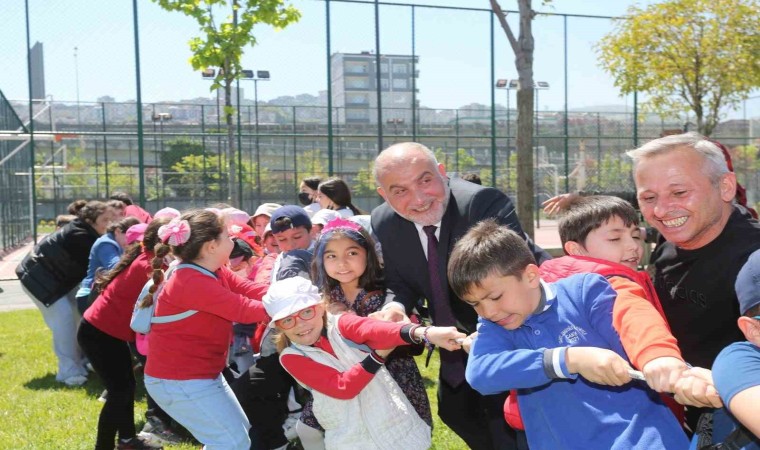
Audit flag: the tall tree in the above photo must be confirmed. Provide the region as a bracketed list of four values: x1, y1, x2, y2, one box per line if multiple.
[490, 0, 538, 238]
[597, 0, 760, 136]
[153, 0, 300, 206]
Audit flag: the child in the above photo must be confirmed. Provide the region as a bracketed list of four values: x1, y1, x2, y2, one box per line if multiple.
[310, 208, 342, 240]
[264, 276, 465, 450]
[309, 217, 432, 429]
[78, 218, 170, 450]
[251, 203, 282, 240]
[76, 216, 141, 313]
[449, 219, 689, 450]
[708, 249, 760, 444]
[142, 210, 270, 450]
[537, 195, 690, 426]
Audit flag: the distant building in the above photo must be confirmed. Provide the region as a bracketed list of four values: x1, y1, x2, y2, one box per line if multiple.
[331, 51, 418, 124]
[30, 42, 45, 101]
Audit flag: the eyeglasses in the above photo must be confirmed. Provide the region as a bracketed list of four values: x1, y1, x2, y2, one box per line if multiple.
[275, 306, 318, 330]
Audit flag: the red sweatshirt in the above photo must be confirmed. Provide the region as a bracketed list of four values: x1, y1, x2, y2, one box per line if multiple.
[145, 264, 269, 380]
[280, 314, 411, 399]
[84, 251, 154, 342]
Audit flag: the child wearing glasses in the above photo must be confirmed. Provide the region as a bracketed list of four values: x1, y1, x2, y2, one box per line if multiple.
[264, 276, 464, 450]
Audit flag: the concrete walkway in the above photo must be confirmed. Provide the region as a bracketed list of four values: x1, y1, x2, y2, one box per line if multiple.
[0, 239, 40, 312]
[0, 220, 562, 313]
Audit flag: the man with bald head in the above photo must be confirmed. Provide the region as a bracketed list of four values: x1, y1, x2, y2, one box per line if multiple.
[630, 132, 760, 429]
[371, 142, 549, 449]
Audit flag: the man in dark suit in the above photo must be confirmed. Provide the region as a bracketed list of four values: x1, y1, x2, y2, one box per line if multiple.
[370, 142, 550, 449]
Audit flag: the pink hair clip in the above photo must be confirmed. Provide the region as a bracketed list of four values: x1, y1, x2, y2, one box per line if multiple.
[158, 219, 191, 246]
[322, 217, 362, 234]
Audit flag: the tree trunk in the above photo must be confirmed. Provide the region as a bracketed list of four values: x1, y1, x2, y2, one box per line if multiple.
[516, 87, 534, 238]
[491, 0, 537, 238]
[224, 76, 238, 207]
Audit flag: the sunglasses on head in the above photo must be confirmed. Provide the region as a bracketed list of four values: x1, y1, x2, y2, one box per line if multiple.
[275, 305, 319, 330]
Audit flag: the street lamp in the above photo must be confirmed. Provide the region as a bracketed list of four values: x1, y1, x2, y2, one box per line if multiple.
[240, 69, 270, 205]
[495, 79, 519, 191]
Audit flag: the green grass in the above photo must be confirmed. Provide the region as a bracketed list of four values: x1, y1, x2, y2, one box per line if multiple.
[0, 309, 466, 450]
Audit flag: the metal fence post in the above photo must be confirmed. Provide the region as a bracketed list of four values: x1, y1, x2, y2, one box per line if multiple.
[489, 11, 496, 187]
[326, 0, 334, 175]
[563, 15, 569, 193]
[132, 0, 146, 206]
[24, 0, 37, 241]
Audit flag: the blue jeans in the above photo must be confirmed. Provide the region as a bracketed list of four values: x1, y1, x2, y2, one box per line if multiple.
[144, 374, 250, 450]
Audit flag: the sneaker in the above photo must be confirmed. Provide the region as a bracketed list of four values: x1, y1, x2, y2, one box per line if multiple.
[98, 390, 108, 403]
[62, 375, 87, 386]
[282, 412, 300, 441]
[138, 418, 182, 446]
[116, 435, 163, 449]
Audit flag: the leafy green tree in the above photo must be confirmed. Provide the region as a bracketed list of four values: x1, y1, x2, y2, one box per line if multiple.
[731, 144, 759, 195]
[480, 151, 518, 195]
[153, 0, 300, 206]
[353, 162, 376, 197]
[170, 152, 274, 203]
[161, 138, 205, 171]
[295, 149, 328, 181]
[597, 0, 760, 136]
[434, 148, 477, 174]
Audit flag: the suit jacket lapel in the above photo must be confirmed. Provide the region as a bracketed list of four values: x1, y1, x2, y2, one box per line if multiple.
[436, 190, 458, 300]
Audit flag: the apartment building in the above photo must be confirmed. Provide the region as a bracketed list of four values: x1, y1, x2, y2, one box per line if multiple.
[331, 51, 419, 124]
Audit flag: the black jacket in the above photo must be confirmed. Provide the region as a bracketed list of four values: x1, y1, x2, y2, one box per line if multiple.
[16, 219, 100, 306]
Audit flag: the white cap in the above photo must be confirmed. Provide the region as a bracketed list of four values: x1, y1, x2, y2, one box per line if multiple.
[263, 277, 322, 328]
[311, 209, 342, 226]
[348, 215, 372, 233]
[252, 203, 282, 219]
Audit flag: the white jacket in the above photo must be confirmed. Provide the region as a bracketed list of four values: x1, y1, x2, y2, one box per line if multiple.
[281, 314, 430, 450]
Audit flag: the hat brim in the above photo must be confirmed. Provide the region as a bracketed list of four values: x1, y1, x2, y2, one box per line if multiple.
[267, 298, 322, 328]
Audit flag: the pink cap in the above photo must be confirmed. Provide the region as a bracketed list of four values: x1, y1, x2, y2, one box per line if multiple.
[154, 207, 181, 220]
[125, 223, 149, 245]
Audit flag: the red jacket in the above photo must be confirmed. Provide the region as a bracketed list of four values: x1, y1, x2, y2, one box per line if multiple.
[145, 265, 269, 380]
[503, 256, 683, 430]
[84, 251, 154, 342]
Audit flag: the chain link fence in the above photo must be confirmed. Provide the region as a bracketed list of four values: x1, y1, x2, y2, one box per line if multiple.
[1, 0, 758, 251]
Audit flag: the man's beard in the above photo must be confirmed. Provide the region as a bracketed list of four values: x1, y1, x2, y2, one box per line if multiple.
[390, 182, 451, 226]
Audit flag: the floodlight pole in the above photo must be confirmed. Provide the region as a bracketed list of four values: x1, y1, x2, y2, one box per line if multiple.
[132, 0, 146, 206]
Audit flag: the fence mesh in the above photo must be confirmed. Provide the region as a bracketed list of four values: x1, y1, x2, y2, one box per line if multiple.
[0, 0, 758, 251]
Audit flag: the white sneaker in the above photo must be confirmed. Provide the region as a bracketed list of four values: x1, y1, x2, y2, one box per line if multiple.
[282, 413, 300, 441]
[63, 375, 87, 386]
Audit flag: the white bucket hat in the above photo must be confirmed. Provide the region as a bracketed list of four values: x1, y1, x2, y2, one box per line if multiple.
[263, 277, 322, 328]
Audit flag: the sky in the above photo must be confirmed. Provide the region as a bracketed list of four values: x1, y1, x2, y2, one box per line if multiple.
[1, 0, 757, 117]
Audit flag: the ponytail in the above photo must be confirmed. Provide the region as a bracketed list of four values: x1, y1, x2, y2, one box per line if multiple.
[139, 242, 171, 308]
